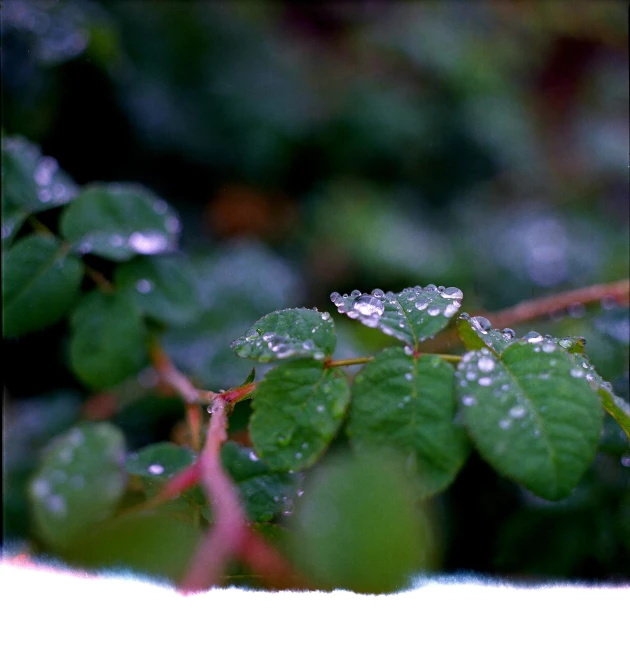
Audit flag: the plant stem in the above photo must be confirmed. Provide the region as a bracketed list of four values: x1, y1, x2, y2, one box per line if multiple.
[84, 266, 115, 293]
[326, 356, 374, 368]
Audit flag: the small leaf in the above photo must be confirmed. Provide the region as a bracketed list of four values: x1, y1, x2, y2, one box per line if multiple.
[2, 136, 78, 230]
[221, 442, 296, 522]
[456, 342, 603, 500]
[69, 290, 148, 390]
[567, 353, 630, 439]
[114, 254, 200, 326]
[240, 367, 256, 387]
[2, 235, 83, 338]
[250, 359, 350, 471]
[330, 286, 462, 349]
[29, 423, 127, 549]
[60, 184, 179, 261]
[126, 442, 196, 497]
[231, 308, 336, 363]
[347, 348, 469, 497]
[456, 313, 516, 355]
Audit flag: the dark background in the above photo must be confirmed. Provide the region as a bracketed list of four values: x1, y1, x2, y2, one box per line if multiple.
[3, 0, 629, 580]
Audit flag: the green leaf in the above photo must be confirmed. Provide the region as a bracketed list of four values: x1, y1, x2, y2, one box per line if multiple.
[347, 347, 469, 497]
[250, 359, 350, 471]
[2, 235, 83, 338]
[114, 254, 200, 326]
[290, 451, 434, 593]
[456, 313, 516, 355]
[2, 136, 78, 246]
[567, 354, 630, 439]
[69, 290, 148, 390]
[59, 184, 179, 261]
[240, 367, 256, 387]
[29, 423, 127, 549]
[126, 442, 196, 496]
[455, 342, 603, 500]
[62, 511, 203, 584]
[231, 308, 336, 363]
[330, 286, 462, 349]
[221, 441, 296, 522]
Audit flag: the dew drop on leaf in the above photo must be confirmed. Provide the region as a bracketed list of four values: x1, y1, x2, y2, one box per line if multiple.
[148, 464, 165, 475]
[524, 331, 543, 343]
[353, 295, 385, 318]
[509, 405, 526, 419]
[462, 395, 476, 406]
[478, 377, 492, 387]
[477, 356, 495, 373]
[471, 316, 492, 332]
[415, 297, 430, 310]
[427, 306, 441, 317]
[440, 287, 463, 300]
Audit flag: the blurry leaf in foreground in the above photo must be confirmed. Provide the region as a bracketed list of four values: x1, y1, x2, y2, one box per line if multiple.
[290, 451, 435, 593]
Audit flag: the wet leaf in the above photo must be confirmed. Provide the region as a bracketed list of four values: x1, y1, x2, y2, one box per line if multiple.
[114, 254, 200, 326]
[69, 290, 147, 389]
[455, 342, 602, 500]
[2, 136, 78, 246]
[231, 308, 336, 363]
[290, 451, 434, 593]
[331, 286, 461, 349]
[3, 235, 83, 337]
[456, 313, 516, 355]
[221, 441, 296, 522]
[60, 184, 179, 261]
[249, 359, 350, 471]
[29, 423, 127, 549]
[126, 442, 196, 497]
[347, 347, 469, 497]
[567, 354, 630, 439]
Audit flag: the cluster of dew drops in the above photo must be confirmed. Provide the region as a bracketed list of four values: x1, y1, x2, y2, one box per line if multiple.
[329, 285, 463, 329]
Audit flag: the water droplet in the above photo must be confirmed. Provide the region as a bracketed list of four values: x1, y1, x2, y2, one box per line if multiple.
[37, 188, 52, 202]
[478, 377, 493, 387]
[405, 372, 413, 381]
[321, 312, 331, 321]
[478, 357, 495, 373]
[313, 351, 325, 361]
[443, 303, 459, 318]
[600, 295, 617, 310]
[621, 454, 630, 468]
[524, 331, 543, 343]
[471, 316, 492, 332]
[415, 296, 430, 311]
[441, 287, 463, 300]
[350, 289, 361, 298]
[165, 215, 181, 234]
[295, 452, 303, 460]
[110, 234, 124, 247]
[371, 288, 385, 298]
[462, 395, 476, 406]
[499, 419, 511, 430]
[148, 464, 164, 475]
[509, 405, 526, 418]
[539, 372, 550, 380]
[559, 337, 573, 349]
[404, 345, 413, 356]
[346, 310, 360, 320]
[58, 447, 74, 464]
[570, 368, 584, 378]
[353, 295, 384, 318]
[128, 231, 169, 254]
[136, 278, 152, 294]
[501, 328, 515, 339]
[427, 306, 441, 317]
[549, 359, 557, 367]
[330, 292, 341, 305]
[466, 371, 477, 381]
[425, 284, 437, 291]
[68, 429, 84, 446]
[34, 157, 58, 186]
[542, 341, 556, 353]
[316, 404, 325, 413]
[248, 451, 258, 462]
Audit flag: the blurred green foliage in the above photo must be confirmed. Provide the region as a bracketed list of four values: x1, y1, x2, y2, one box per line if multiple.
[3, 0, 629, 583]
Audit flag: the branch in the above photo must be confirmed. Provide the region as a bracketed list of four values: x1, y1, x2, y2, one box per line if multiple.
[179, 400, 248, 593]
